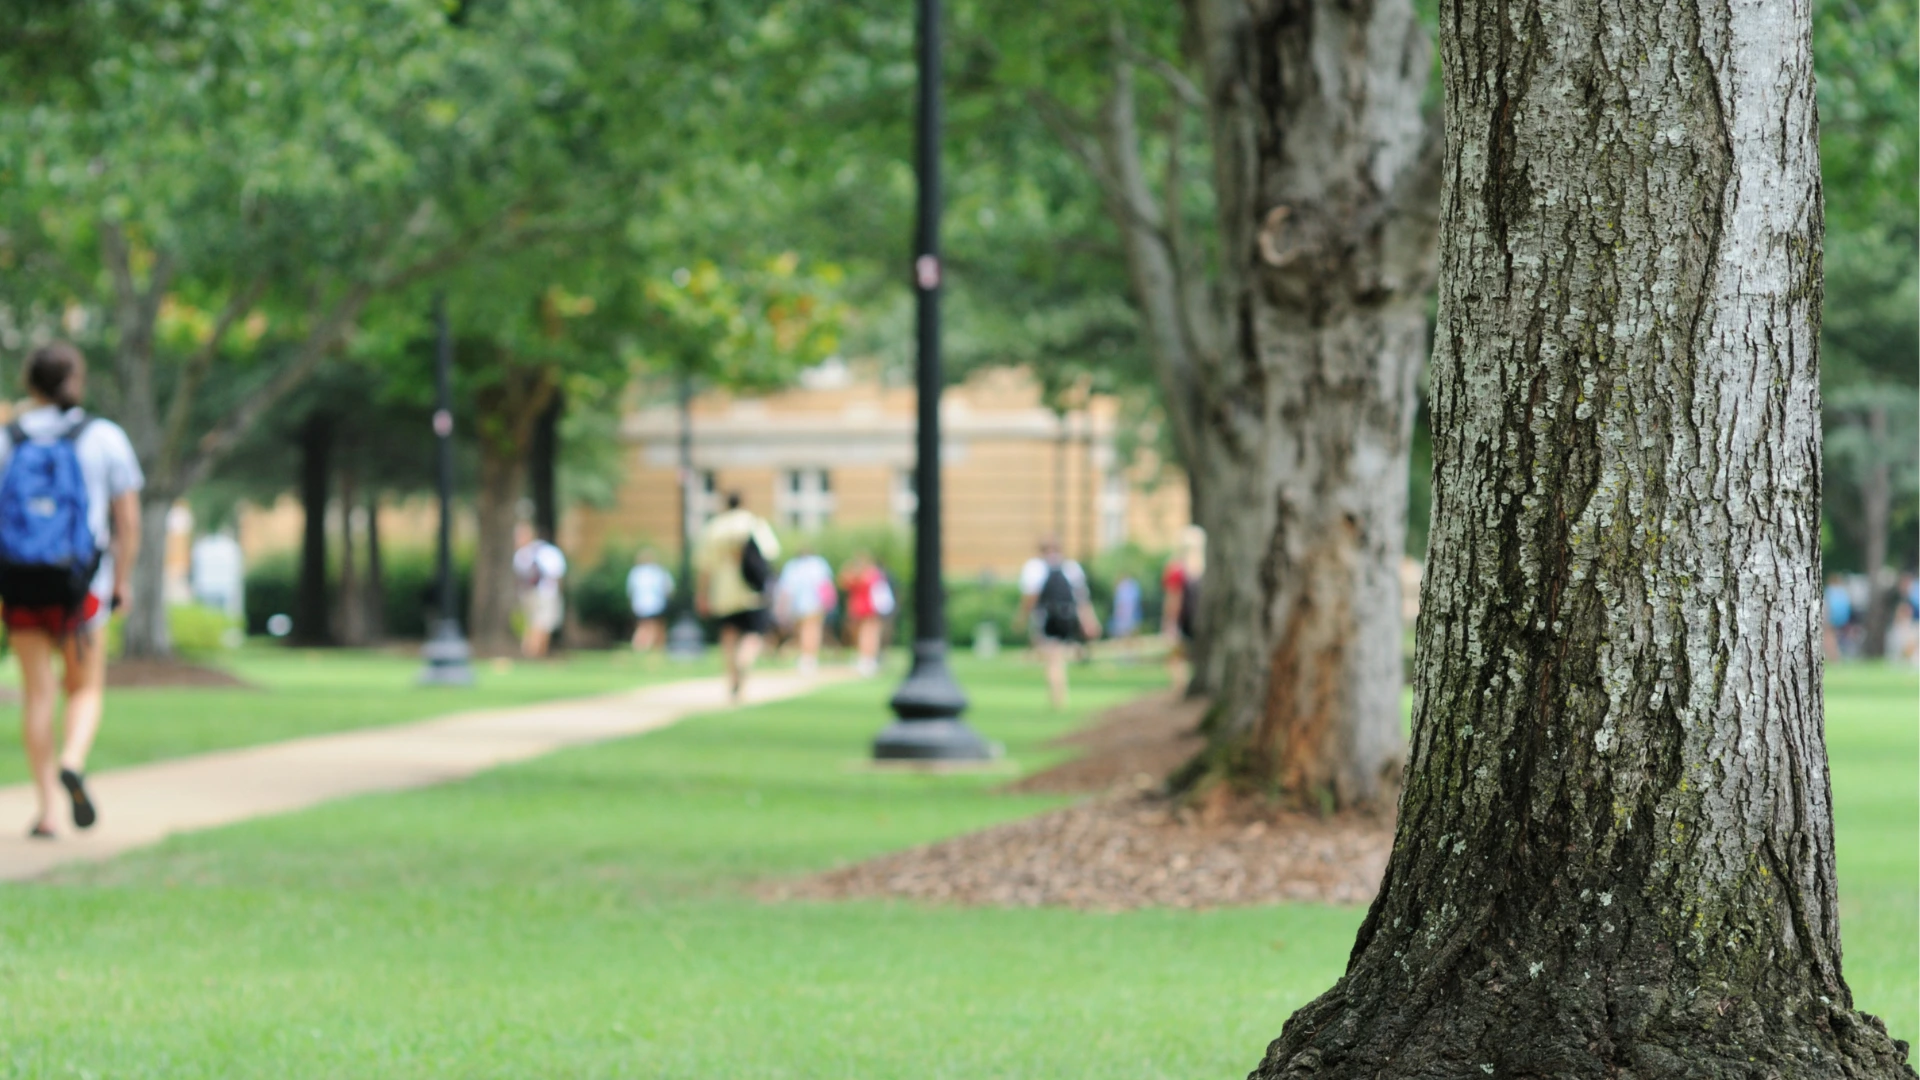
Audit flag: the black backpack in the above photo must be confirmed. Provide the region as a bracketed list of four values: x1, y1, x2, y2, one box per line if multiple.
[1177, 574, 1201, 640]
[1038, 565, 1081, 641]
[740, 533, 770, 594]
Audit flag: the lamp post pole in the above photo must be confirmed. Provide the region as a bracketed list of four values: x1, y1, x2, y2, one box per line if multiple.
[873, 0, 992, 760]
[419, 291, 474, 685]
[667, 368, 705, 658]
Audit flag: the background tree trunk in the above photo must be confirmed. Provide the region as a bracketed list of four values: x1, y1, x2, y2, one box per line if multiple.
[466, 361, 557, 653]
[295, 415, 332, 646]
[530, 389, 562, 544]
[1181, 0, 1438, 809]
[1250, 0, 1914, 1072]
[122, 489, 174, 658]
[337, 463, 365, 646]
[364, 492, 385, 643]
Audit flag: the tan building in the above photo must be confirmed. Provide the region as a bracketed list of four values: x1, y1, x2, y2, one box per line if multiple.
[572, 363, 1189, 575]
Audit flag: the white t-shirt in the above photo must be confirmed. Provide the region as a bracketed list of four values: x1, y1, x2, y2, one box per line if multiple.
[1019, 556, 1089, 600]
[0, 405, 145, 598]
[626, 562, 673, 618]
[513, 540, 567, 598]
[776, 554, 834, 618]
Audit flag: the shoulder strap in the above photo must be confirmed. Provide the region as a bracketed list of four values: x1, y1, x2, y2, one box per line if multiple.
[61, 412, 91, 441]
[5, 421, 23, 448]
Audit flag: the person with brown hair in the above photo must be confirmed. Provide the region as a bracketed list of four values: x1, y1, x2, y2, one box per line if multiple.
[0, 342, 143, 838]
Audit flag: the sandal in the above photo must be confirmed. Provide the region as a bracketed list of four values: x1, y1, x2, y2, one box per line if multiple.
[59, 768, 96, 829]
[26, 820, 53, 840]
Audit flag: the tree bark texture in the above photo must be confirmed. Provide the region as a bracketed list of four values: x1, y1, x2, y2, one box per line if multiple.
[1185, 0, 1438, 808]
[295, 415, 332, 646]
[1249, 0, 1915, 1073]
[466, 360, 557, 654]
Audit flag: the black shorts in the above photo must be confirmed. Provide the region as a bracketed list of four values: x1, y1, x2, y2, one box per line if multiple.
[718, 608, 771, 635]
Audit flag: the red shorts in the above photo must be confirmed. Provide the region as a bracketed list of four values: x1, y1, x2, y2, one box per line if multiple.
[3, 594, 102, 635]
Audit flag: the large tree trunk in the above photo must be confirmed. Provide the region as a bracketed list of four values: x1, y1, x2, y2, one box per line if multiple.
[295, 415, 332, 646]
[364, 491, 386, 644]
[530, 389, 562, 543]
[1183, 0, 1437, 809]
[1249, 0, 1914, 1073]
[337, 462, 366, 647]
[121, 488, 175, 658]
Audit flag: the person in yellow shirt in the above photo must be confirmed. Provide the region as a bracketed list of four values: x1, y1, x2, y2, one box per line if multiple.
[694, 492, 781, 699]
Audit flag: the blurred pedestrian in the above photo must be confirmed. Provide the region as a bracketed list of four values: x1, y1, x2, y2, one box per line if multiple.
[625, 546, 673, 654]
[1824, 573, 1852, 661]
[775, 547, 835, 674]
[1109, 575, 1141, 656]
[512, 523, 567, 659]
[1162, 525, 1206, 688]
[840, 552, 892, 677]
[1, 343, 143, 838]
[1019, 537, 1099, 710]
[695, 492, 780, 699]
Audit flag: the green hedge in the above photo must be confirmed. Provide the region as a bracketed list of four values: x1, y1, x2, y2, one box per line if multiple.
[245, 548, 473, 639]
[105, 605, 240, 659]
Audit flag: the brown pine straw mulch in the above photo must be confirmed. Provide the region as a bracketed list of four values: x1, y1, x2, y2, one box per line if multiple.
[106, 659, 255, 689]
[768, 691, 1395, 912]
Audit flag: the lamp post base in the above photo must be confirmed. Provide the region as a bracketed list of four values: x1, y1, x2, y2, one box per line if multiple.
[417, 618, 475, 686]
[875, 640, 995, 760]
[666, 613, 706, 660]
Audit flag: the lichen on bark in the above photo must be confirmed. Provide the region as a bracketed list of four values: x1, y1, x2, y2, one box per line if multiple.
[1246, 0, 1916, 1073]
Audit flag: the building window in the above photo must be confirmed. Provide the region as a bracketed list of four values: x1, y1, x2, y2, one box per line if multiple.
[1100, 471, 1128, 549]
[778, 468, 834, 532]
[892, 468, 918, 528]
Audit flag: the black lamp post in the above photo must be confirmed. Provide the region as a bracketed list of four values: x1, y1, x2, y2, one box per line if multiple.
[872, 0, 992, 760]
[666, 367, 706, 659]
[419, 291, 474, 686]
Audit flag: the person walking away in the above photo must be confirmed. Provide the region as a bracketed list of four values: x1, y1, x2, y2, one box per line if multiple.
[512, 523, 567, 659]
[1108, 575, 1141, 661]
[625, 547, 673, 654]
[1160, 525, 1206, 689]
[1018, 538, 1100, 710]
[839, 552, 892, 677]
[1, 343, 142, 838]
[695, 492, 780, 699]
[1823, 573, 1852, 662]
[774, 547, 834, 674]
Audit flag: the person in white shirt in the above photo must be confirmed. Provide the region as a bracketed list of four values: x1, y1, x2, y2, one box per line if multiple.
[511, 523, 567, 659]
[625, 547, 674, 653]
[1017, 537, 1100, 710]
[774, 548, 835, 674]
[0, 343, 143, 838]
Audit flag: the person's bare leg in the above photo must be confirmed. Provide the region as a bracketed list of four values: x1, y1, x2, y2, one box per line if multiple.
[719, 625, 742, 697]
[59, 622, 108, 773]
[798, 615, 822, 672]
[734, 632, 763, 696]
[1044, 643, 1069, 710]
[15, 631, 60, 830]
[856, 618, 881, 675]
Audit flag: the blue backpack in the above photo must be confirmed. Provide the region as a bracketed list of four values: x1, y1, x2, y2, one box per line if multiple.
[0, 415, 98, 611]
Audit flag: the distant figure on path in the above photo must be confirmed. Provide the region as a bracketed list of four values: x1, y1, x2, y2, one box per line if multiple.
[774, 547, 835, 674]
[625, 547, 673, 654]
[1109, 575, 1141, 655]
[512, 523, 567, 659]
[0, 343, 143, 838]
[1823, 572, 1852, 661]
[1161, 525, 1206, 689]
[695, 492, 780, 699]
[1019, 537, 1099, 710]
[839, 552, 893, 677]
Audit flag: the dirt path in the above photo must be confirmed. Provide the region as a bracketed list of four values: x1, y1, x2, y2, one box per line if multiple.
[0, 669, 845, 882]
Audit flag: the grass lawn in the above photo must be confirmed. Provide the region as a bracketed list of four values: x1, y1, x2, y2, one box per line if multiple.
[0, 646, 717, 786]
[0, 657, 1910, 1077]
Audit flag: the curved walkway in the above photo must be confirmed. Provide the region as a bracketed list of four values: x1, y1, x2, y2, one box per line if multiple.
[0, 669, 845, 882]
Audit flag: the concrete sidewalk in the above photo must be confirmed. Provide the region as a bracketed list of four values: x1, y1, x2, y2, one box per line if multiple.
[0, 669, 844, 882]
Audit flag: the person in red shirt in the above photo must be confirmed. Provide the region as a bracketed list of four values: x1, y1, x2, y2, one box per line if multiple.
[1161, 525, 1206, 689]
[839, 552, 893, 677]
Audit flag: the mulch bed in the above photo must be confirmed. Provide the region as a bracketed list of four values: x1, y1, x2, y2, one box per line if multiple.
[769, 690, 1395, 911]
[106, 659, 255, 689]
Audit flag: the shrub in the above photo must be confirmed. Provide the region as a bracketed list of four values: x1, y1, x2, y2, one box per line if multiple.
[243, 547, 473, 639]
[106, 605, 240, 659]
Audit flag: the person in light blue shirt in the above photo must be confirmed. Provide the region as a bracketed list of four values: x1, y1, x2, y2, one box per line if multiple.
[626, 548, 674, 653]
[774, 549, 835, 673]
[1824, 574, 1853, 661]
